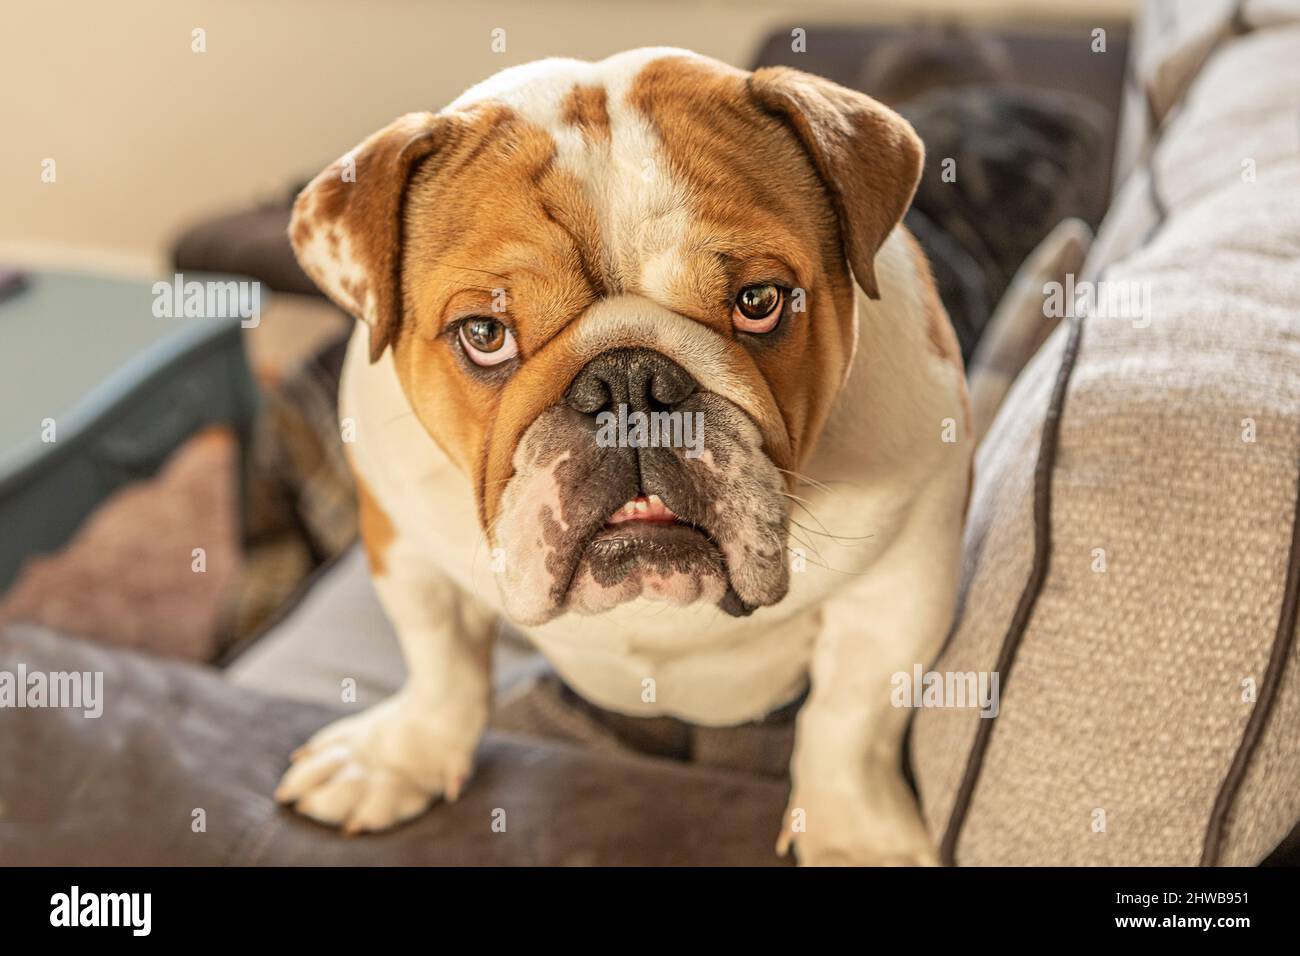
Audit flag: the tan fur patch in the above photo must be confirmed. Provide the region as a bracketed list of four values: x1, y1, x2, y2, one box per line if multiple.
[356, 473, 396, 576]
[561, 84, 611, 142]
[626, 56, 858, 472]
[391, 105, 610, 526]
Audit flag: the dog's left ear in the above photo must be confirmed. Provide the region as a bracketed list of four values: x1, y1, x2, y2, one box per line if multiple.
[289, 112, 456, 362]
[749, 67, 923, 299]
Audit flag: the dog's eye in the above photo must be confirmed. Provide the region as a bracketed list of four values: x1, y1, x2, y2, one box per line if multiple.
[732, 284, 783, 333]
[458, 318, 518, 366]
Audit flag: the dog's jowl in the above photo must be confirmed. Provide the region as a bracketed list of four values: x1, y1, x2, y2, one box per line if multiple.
[278, 47, 971, 864]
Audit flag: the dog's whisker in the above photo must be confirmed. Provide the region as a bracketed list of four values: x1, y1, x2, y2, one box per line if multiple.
[780, 496, 873, 541]
[790, 517, 874, 545]
[783, 493, 868, 540]
[786, 525, 830, 569]
[785, 502, 839, 542]
[783, 498, 876, 544]
[784, 544, 871, 578]
[773, 466, 838, 495]
[775, 467, 866, 495]
[786, 543, 829, 570]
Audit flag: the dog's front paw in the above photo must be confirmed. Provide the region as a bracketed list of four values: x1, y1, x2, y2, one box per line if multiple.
[275, 695, 480, 834]
[775, 788, 939, 867]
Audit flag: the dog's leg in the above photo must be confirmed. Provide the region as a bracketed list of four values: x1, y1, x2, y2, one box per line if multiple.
[275, 542, 496, 834]
[778, 519, 960, 865]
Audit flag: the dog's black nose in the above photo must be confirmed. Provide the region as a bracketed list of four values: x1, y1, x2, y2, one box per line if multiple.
[565, 348, 697, 415]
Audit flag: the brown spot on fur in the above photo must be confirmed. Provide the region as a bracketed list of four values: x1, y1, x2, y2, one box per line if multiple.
[340, 276, 369, 309]
[561, 84, 611, 142]
[356, 473, 395, 576]
[290, 216, 313, 249]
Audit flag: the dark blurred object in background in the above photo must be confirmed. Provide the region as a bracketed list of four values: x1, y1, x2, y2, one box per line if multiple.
[861, 20, 1014, 103]
[754, 20, 1126, 359]
[172, 183, 318, 298]
[902, 85, 1107, 358]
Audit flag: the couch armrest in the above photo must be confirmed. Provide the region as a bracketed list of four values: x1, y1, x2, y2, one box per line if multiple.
[0, 624, 790, 866]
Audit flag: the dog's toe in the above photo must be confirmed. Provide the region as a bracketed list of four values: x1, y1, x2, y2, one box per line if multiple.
[276, 696, 479, 834]
[274, 744, 348, 804]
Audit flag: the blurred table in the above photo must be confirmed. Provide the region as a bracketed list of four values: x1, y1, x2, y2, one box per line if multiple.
[0, 270, 259, 590]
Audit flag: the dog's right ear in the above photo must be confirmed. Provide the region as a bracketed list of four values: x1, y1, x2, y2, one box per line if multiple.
[289, 112, 454, 362]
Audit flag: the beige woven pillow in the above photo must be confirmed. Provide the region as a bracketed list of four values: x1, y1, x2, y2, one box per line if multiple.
[967, 218, 1091, 445]
[913, 11, 1300, 866]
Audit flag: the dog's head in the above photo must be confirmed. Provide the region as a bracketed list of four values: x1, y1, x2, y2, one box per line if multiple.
[290, 49, 922, 626]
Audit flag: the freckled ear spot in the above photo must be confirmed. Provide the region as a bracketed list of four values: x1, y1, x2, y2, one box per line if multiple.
[291, 216, 314, 250]
[287, 111, 456, 362]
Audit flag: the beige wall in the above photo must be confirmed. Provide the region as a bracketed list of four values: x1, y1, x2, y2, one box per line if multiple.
[0, 0, 1131, 275]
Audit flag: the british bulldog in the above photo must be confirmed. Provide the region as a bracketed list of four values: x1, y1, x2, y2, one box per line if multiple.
[278, 48, 971, 865]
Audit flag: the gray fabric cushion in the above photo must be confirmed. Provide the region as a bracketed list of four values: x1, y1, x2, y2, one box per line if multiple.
[0, 623, 790, 865]
[225, 546, 548, 708]
[224, 546, 404, 706]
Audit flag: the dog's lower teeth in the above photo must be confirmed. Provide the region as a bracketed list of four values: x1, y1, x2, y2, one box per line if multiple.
[609, 495, 677, 523]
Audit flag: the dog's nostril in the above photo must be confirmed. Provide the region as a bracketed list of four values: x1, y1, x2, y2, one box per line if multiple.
[649, 361, 695, 407]
[565, 348, 697, 416]
[565, 372, 612, 415]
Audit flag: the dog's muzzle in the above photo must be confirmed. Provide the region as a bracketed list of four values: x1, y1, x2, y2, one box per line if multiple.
[491, 346, 791, 625]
